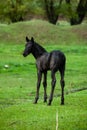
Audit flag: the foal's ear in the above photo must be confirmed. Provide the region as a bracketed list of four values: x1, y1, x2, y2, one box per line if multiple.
[26, 36, 29, 42]
[31, 37, 34, 43]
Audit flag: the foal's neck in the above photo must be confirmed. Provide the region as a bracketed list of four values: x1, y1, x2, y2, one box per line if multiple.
[32, 42, 47, 59]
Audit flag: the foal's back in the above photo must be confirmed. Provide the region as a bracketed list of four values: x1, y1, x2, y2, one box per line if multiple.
[49, 50, 65, 71]
[36, 50, 66, 72]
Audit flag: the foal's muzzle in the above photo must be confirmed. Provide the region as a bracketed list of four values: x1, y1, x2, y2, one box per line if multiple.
[23, 53, 27, 57]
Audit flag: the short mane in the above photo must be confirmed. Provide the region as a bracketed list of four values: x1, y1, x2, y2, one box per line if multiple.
[32, 42, 47, 59]
[35, 42, 47, 53]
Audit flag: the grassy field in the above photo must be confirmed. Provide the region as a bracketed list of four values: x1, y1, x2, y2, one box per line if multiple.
[0, 20, 87, 130]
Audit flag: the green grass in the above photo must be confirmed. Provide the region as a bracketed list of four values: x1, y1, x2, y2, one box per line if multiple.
[0, 19, 87, 45]
[0, 20, 87, 130]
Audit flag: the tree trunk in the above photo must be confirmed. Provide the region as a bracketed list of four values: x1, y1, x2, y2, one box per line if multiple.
[44, 0, 63, 24]
[66, 0, 87, 25]
[71, 0, 87, 25]
[9, 0, 23, 22]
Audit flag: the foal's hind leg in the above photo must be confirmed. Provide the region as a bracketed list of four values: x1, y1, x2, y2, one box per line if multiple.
[48, 70, 56, 105]
[60, 69, 65, 105]
[43, 72, 47, 102]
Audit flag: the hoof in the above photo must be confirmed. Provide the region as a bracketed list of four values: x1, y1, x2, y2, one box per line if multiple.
[33, 101, 37, 104]
[44, 99, 47, 103]
[47, 102, 51, 106]
[61, 102, 64, 105]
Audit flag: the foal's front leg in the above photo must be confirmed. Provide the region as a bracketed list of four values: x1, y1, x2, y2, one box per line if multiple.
[34, 71, 42, 104]
[43, 72, 47, 102]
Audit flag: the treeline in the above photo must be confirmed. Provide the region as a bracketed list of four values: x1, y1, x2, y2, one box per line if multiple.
[0, 0, 87, 25]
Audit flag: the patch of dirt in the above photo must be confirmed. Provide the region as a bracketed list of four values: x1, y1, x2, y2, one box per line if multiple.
[72, 25, 87, 40]
[54, 87, 87, 97]
[65, 87, 87, 95]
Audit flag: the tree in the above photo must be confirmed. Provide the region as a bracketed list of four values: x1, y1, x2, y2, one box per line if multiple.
[0, 0, 45, 23]
[0, 0, 28, 23]
[44, 0, 63, 24]
[0, 0, 87, 24]
[65, 0, 87, 25]
[6, 0, 26, 22]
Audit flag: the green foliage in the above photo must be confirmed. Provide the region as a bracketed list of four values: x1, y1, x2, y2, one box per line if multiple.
[0, 0, 87, 24]
[25, 0, 47, 14]
[0, 0, 27, 23]
[0, 0, 45, 23]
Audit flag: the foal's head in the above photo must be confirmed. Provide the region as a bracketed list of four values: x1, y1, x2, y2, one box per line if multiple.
[23, 37, 34, 57]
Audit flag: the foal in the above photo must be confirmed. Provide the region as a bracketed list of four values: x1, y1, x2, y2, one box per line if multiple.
[23, 37, 66, 105]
